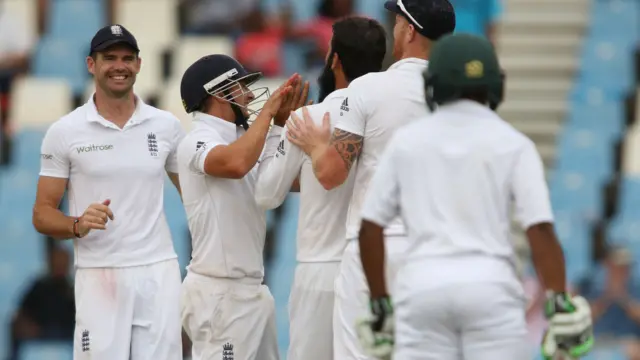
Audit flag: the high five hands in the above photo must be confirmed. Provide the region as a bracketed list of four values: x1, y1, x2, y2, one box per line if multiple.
[274, 74, 313, 127]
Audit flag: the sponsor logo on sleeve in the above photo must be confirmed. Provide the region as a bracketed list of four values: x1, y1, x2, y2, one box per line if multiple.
[340, 97, 349, 115]
[276, 140, 285, 157]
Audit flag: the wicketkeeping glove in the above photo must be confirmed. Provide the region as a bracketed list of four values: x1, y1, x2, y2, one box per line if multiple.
[355, 296, 394, 360]
[541, 292, 594, 360]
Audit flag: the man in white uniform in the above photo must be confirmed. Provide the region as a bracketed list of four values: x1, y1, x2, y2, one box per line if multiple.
[254, 16, 387, 360]
[357, 33, 595, 360]
[285, 1, 455, 358]
[32, 25, 185, 360]
[177, 54, 308, 360]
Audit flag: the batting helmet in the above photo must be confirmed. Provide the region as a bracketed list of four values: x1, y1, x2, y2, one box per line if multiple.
[180, 54, 269, 129]
[423, 33, 505, 111]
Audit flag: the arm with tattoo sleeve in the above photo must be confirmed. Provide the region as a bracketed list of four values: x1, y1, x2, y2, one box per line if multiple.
[311, 128, 363, 190]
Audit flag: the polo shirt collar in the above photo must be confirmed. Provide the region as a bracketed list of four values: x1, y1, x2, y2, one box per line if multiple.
[86, 93, 153, 130]
[192, 112, 238, 142]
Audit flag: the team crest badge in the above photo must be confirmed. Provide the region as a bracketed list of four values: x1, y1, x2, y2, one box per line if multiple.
[223, 342, 234, 360]
[465, 60, 483, 78]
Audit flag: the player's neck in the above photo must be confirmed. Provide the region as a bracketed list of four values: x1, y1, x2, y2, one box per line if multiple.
[93, 89, 137, 128]
[207, 107, 233, 124]
[335, 76, 349, 91]
[400, 44, 431, 62]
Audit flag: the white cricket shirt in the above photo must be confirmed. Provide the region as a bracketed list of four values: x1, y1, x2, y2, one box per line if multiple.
[335, 58, 430, 240]
[362, 100, 554, 287]
[177, 112, 282, 282]
[255, 89, 356, 263]
[39, 95, 185, 268]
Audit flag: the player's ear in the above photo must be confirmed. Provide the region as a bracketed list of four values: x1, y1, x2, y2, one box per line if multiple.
[86, 56, 96, 76]
[135, 56, 142, 74]
[407, 24, 417, 43]
[331, 53, 340, 71]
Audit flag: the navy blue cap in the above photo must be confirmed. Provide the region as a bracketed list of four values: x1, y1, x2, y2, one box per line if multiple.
[180, 54, 261, 113]
[89, 24, 140, 55]
[384, 0, 455, 40]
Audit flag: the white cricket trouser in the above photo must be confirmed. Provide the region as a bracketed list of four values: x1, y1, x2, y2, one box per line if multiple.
[73, 259, 182, 360]
[394, 259, 529, 360]
[180, 271, 279, 360]
[287, 261, 340, 360]
[333, 236, 409, 360]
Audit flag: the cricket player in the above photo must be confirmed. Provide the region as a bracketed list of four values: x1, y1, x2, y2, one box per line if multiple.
[285, 1, 455, 358]
[254, 16, 387, 360]
[32, 25, 185, 359]
[177, 54, 308, 360]
[356, 33, 594, 360]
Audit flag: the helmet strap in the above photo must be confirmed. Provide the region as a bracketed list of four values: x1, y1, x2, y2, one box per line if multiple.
[223, 89, 249, 130]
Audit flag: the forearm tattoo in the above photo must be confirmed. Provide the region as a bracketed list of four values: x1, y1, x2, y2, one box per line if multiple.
[330, 129, 363, 171]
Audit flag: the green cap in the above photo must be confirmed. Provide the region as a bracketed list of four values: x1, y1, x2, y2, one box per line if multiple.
[423, 33, 505, 111]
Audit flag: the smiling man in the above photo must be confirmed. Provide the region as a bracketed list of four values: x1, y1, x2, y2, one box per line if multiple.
[32, 24, 185, 360]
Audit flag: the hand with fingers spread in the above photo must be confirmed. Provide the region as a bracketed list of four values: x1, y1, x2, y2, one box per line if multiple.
[261, 74, 297, 120]
[75, 199, 114, 238]
[286, 107, 332, 156]
[274, 75, 312, 127]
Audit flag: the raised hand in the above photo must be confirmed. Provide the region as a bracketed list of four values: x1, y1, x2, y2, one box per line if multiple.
[261, 74, 297, 119]
[274, 74, 311, 127]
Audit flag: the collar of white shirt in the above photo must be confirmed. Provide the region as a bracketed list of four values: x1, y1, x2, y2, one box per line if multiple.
[86, 93, 155, 130]
[438, 99, 499, 119]
[192, 111, 238, 142]
[389, 57, 429, 70]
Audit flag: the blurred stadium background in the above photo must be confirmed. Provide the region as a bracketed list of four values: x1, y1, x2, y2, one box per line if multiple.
[0, 0, 638, 359]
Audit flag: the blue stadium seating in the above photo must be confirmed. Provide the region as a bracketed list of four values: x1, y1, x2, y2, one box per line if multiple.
[554, 211, 593, 283]
[281, 41, 313, 76]
[582, 344, 628, 360]
[267, 194, 299, 356]
[563, 101, 624, 140]
[555, 127, 614, 183]
[32, 37, 90, 96]
[2, 0, 637, 358]
[577, 38, 636, 94]
[588, 0, 640, 43]
[48, 0, 105, 43]
[18, 341, 73, 360]
[607, 177, 640, 263]
[12, 130, 47, 173]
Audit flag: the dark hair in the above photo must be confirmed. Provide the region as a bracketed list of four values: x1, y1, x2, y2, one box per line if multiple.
[318, 0, 353, 18]
[459, 86, 489, 104]
[89, 45, 140, 60]
[331, 17, 387, 82]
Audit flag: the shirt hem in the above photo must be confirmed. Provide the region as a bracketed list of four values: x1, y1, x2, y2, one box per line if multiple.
[39, 171, 69, 178]
[74, 254, 178, 269]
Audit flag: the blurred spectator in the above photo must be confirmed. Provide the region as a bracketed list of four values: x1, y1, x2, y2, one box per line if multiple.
[0, 0, 33, 163]
[448, 0, 502, 44]
[37, 0, 116, 33]
[236, 0, 356, 76]
[235, 8, 283, 76]
[179, 0, 261, 35]
[281, 0, 355, 60]
[578, 246, 640, 339]
[6, 245, 74, 360]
